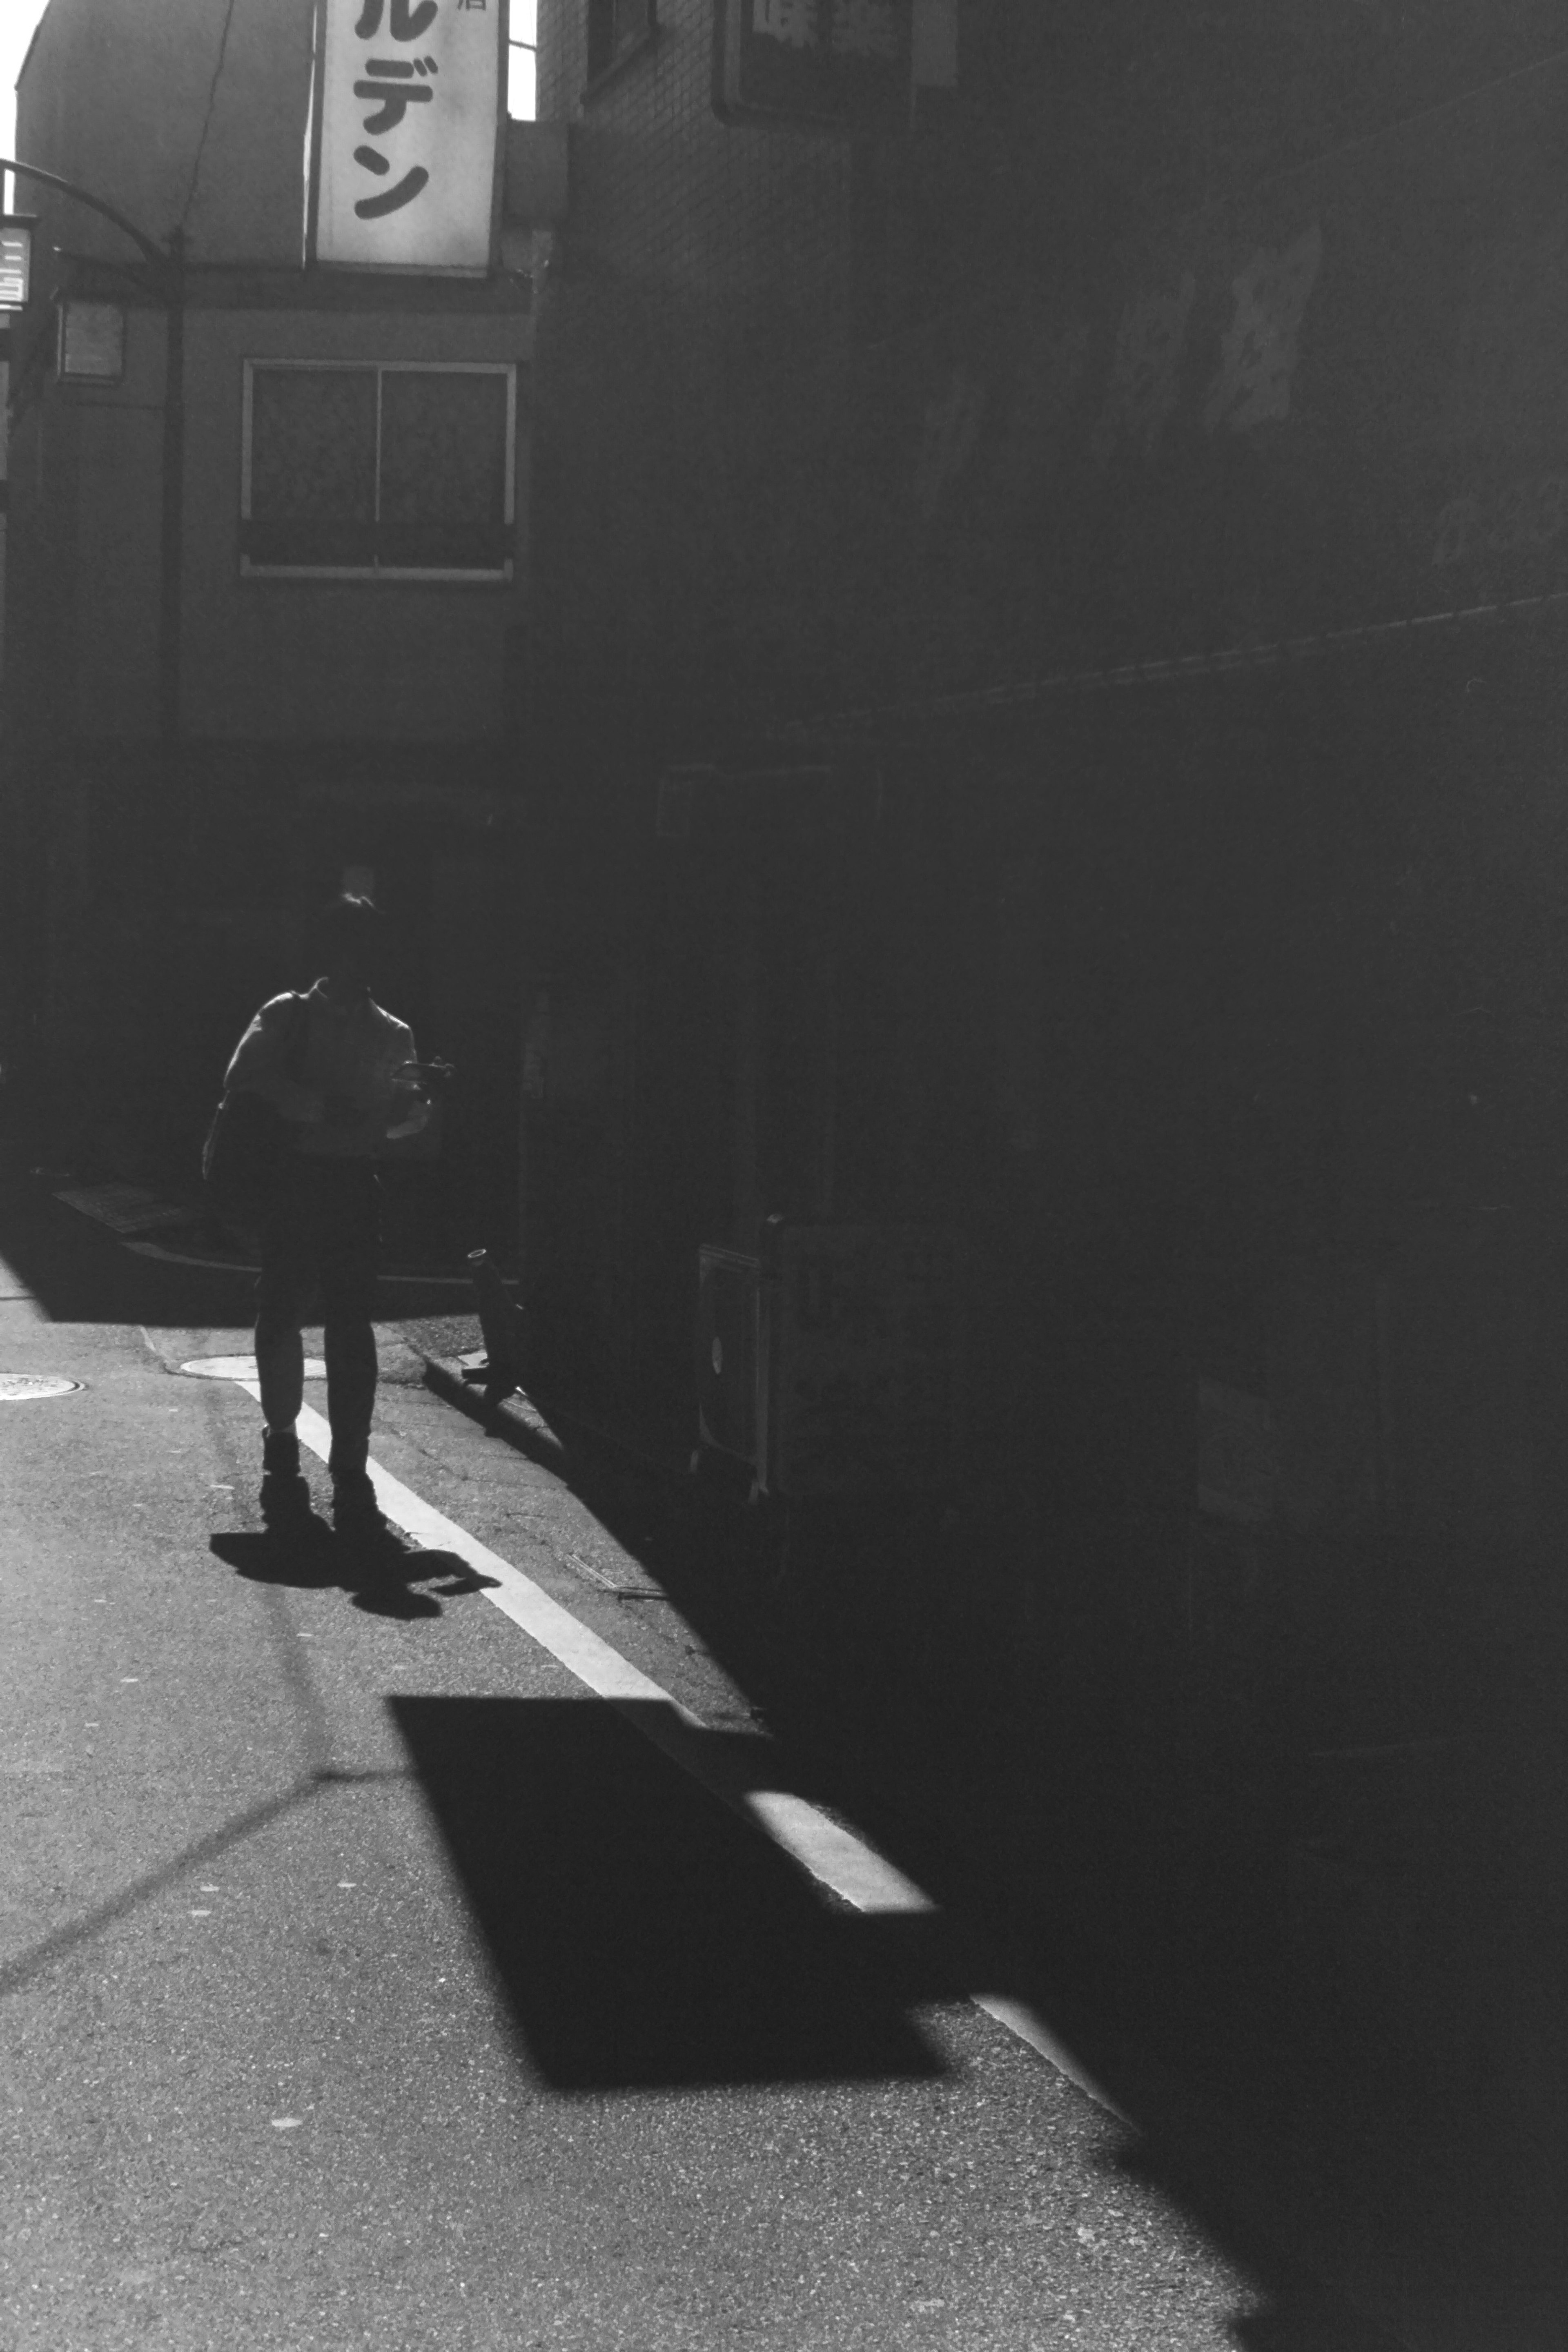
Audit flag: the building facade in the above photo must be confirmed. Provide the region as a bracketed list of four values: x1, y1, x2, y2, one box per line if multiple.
[2, 0, 1563, 2299]
[1, 0, 555, 1255]
[519, 0, 1568, 2283]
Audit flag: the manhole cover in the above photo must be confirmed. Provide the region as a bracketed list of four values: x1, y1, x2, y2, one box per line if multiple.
[0, 1374, 83, 1401]
[179, 1356, 327, 1381]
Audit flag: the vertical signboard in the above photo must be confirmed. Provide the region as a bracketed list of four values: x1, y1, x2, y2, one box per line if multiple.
[310, 0, 504, 272]
[715, 0, 913, 133]
[0, 219, 33, 310]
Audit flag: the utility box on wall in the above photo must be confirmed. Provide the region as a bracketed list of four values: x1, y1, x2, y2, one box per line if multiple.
[696, 1244, 762, 1467]
[696, 1222, 965, 1498]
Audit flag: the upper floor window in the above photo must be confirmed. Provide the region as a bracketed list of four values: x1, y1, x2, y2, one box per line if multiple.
[241, 361, 515, 582]
[586, 0, 654, 86]
[508, 0, 537, 119]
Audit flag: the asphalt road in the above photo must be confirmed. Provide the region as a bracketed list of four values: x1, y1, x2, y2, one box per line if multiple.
[0, 1182, 1394, 2352]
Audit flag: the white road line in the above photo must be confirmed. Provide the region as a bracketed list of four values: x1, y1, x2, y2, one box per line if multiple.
[743, 1791, 934, 1916]
[234, 1379, 1122, 2114]
[244, 1389, 697, 1720]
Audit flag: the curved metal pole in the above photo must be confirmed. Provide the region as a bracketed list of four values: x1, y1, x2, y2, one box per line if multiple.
[0, 156, 184, 742]
[0, 155, 170, 281]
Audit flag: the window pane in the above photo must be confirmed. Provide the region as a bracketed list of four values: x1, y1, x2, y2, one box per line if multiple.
[379, 371, 509, 532]
[250, 369, 376, 522]
[507, 42, 537, 120]
[615, 0, 652, 56]
[512, 0, 537, 42]
[588, 0, 649, 80]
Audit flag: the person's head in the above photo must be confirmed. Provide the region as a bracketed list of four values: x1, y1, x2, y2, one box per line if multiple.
[315, 893, 386, 994]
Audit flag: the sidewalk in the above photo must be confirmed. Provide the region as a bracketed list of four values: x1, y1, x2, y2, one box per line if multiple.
[9, 1150, 1557, 2352]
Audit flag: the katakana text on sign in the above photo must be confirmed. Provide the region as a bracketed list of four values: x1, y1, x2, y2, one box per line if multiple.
[312, 0, 502, 270]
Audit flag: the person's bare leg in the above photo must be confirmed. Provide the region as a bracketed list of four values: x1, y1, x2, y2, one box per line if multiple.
[255, 1226, 311, 1526]
[254, 1313, 305, 1437]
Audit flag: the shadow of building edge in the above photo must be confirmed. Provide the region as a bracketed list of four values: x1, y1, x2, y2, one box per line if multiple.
[385, 1691, 952, 2094]
[0, 1163, 1534, 2341]
[401, 1394, 1557, 2351]
[388, 1691, 1423, 2351]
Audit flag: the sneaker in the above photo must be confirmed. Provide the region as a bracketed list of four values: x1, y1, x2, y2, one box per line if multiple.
[262, 1428, 302, 1477]
[260, 1469, 314, 1530]
[332, 1474, 388, 1542]
[260, 1430, 312, 1531]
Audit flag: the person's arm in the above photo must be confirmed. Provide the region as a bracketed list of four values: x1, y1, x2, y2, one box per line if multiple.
[384, 1025, 432, 1140]
[223, 1000, 323, 1125]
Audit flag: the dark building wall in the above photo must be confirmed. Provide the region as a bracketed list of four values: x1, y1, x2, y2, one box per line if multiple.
[517, 7, 1568, 2196]
[529, 5, 1568, 715]
[521, 5, 1568, 1403]
[528, 0, 855, 732]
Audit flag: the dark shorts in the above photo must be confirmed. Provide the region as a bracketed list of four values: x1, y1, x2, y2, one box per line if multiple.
[256, 1158, 381, 1326]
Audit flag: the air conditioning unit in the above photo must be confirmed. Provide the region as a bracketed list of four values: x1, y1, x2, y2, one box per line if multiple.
[696, 1224, 964, 1498]
[503, 120, 570, 226]
[695, 1245, 760, 1466]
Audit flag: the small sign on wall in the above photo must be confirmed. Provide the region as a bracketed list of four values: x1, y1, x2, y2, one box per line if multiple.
[58, 300, 125, 383]
[714, 0, 914, 133]
[0, 218, 33, 310]
[309, 0, 505, 273]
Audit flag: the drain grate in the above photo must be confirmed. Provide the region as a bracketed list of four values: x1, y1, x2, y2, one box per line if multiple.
[0, 1374, 83, 1401]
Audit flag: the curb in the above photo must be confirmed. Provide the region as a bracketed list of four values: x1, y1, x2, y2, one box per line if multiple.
[408, 1341, 695, 1487]
[414, 1348, 572, 1472]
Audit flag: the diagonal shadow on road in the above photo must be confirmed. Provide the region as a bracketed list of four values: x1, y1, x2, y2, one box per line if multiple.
[390, 1694, 961, 2093]
[0, 1764, 408, 2003]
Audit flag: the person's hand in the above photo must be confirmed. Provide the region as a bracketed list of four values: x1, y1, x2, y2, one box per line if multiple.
[384, 1075, 431, 1142]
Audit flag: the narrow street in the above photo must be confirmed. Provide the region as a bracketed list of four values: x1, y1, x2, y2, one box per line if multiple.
[0, 1181, 1399, 2352]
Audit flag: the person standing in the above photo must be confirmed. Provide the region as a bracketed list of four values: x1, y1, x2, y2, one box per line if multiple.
[218, 894, 430, 1539]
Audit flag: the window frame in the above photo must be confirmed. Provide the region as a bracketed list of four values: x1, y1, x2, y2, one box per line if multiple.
[239, 358, 517, 585]
[584, 0, 656, 94]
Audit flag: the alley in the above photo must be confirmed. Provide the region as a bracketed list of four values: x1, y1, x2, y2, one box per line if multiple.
[0, 1184, 1386, 2352]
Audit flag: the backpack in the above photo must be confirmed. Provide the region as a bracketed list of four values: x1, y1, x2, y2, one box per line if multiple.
[200, 994, 310, 1217]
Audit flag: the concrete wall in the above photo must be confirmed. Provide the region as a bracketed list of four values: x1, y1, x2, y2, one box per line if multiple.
[18, 0, 315, 269]
[179, 306, 529, 742]
[60, 303, 167, 739]
[11, 1, 532, 747]
[14, 297, 529, 743]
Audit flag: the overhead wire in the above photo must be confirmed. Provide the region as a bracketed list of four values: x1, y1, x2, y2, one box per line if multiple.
[179, 0, 244, 236]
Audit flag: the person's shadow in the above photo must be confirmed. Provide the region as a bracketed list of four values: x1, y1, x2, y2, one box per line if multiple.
[210, 1526, 497, 1619]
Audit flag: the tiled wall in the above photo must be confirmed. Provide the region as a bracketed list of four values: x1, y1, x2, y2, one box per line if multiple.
[537, 0, 853, 323]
